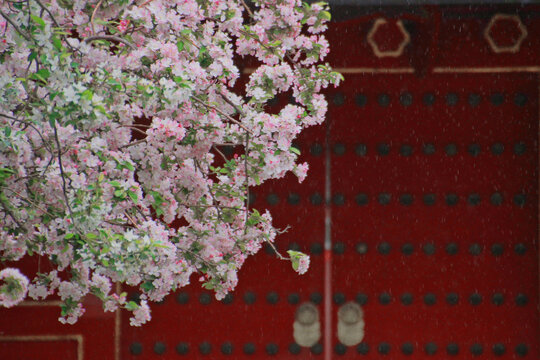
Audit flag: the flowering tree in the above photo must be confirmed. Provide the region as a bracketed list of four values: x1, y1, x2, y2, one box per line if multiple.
[0, 0, 341, 325]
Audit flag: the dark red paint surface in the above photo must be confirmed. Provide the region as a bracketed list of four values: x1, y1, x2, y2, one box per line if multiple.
[1, 5, 539, 360]
[329, 72, 538, 359]
[0, 338, 79, 359]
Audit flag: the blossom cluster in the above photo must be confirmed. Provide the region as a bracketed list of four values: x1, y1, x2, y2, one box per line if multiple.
[0, 268, 29, 308]
[0, 0, 341, 325]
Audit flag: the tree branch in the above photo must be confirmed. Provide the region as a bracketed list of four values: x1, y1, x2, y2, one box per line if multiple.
[0, 194, 27, 233]
[119, 138, 146, 149]
[240, 0, 254, 18]
[84, 35, 136, 50]
[0, 8, 32, 42]
[33, 0, 60, 28]
[211, 145, 228, 163]
[218, 90, 245, 116]
[90, 0, 104, 35]
[191, 95, 253, 134]
[0, 186, 54, 217]
[52, 123, 78, 230]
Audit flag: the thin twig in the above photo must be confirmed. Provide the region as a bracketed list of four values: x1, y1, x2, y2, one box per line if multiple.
[34, 0, 60, 28]
[120, 123, 151, 128]
[119, 138, 146, 149]
[213, 142, 242, 146]
[265, 239, 287, 260]
[84, 35, 136, 50]
[52, 124, 78, 230]
[0, 112, 17, 120]
[261, 225, 291, 260]
[104, 219, 133, 228]
[276, 224, 291, 235]
[218, 90, 245, 116]
[0, 196, 27, 233]
[123, 210, 139, 228]
[244, 132, 249, 232]
[5, 116, 54, 155]
[240, 0, 254, 18]
[132, 204, 149, 221]
[186, 203, 242, 210]
[0, 186, 54, 217]
[119, 124, 150, 137]
[193, 160, 223, 220]
[0, 8, 32, 41]
[211, 145, 228, 163]
[191, 96, 253, 134]
[90, 0, 103, 35]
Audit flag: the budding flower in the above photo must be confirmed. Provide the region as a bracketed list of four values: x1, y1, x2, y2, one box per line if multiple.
[287, 250, 310, 275]
[0, 268, 29, 308]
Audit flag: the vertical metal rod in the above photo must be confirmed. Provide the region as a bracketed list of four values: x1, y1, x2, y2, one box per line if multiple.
[537, 74, 540, 311]
[323, 118, 333, 360]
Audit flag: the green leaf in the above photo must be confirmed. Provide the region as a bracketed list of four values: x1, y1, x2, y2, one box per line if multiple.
[291, 257, 299, 271]
[320, 11, 331, 21]
[30, 68, 50, 84]
[57, 0, 73, 10]
[127, 190, 138, 204]
[289, 146, 301, 155]
[140, 56, 153, 66]
[197, 46, 213, 68]
[107, 79, 122, 91]
[0, 168, 15, 175]
[39, 68, 50, 79]
[125, 161, 135, 171]
[141, 281, 154, 292]
[176, 40, 184, 52]
[64, 233, 75, 240]
[27, 51, 38, 62]
[268, 39, 282, 47]
[52, 36, 63, 51]
[81, 89, 93, 101]
[202, 282, 214, 290]
[4, 127, 11, 137]
[30, 14, 46, 30]
[125, 301, 138, 311]
[48, 112, 60, 127]
[49, 91, 60, 101]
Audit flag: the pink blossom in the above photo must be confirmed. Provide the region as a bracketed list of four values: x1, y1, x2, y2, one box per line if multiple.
[297, 254, 310, 275]
[130, 300, 151, 326]
[0, 0, 339, 326]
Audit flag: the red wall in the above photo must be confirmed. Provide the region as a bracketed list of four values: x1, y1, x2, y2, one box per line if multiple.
[1, 5, 539, 360]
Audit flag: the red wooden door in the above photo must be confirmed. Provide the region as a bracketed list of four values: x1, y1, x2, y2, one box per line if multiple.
[2, 4, 539, 360]
[329, 71, 538, 358]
